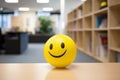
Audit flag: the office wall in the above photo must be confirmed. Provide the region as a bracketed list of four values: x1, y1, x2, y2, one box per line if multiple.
[50, 15, 60, 34]
[11, 11, 37, 33]
[11, 15, 23, 31]
[19, 11, 37, 34]
[11, 11, 60, 34]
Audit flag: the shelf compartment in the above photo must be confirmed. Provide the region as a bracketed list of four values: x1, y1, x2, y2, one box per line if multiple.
[71, 21, 77, 30]
[77, 5, 83, 18]
[73, 9, 78, 19]
[93, 0, 108, 12]
[110, 30, 120, 50]
[68, 12, 72, 21]
[84, 16, 92, 29]
[67, 22, 72, 30]
[67, 31, 72, 37]
[83, 31, 92, 54]
[68, 9, 78, 21]
[69, 31, 77, 44]
[94, 11, 108, 29]
[67, 21, 77, 30]
[83, 0, 92, 15]
[109, 50, 117, 62]
[76, 31, 83, 49]
[68, 12, 74, 21]
[109, 4, 120, 28]
[109, 0, 120, 7]
[77, 19, 83, 30]
[68, 18, 78, 23]
[94, 31, 108, 60]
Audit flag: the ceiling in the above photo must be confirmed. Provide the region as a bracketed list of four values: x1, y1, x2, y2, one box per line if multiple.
[0, 0, 60, 11]
[0, 0, 83, 12]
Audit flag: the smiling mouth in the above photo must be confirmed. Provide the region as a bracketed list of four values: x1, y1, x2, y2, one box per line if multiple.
[48, 50, 67, 58]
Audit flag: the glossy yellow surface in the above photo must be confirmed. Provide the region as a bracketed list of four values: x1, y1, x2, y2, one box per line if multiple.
[0, 63, 120, 80]
[101, 1, 107, 7]
[44, 34, 76, 68]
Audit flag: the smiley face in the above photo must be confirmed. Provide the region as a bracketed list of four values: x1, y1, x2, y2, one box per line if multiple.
[48, 42, 67, 58]
[44, 34, 77, 68]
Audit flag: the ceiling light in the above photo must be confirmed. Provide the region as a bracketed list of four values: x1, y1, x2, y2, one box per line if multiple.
[5, 0, 19, 3]
[18, 7, 30, 11]
[43, 7, 53, 11]
[37, 0, 49, 3]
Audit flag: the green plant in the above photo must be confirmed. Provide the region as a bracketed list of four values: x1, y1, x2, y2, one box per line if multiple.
[38, 16, 52, 34]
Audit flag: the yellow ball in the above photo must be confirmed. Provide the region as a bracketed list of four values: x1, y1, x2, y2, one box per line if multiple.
[101, 1, 107, 7]
[44, 34, 77, 68]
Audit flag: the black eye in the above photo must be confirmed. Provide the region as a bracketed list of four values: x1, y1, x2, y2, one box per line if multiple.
[61, 42, 65, 49]
[50, 44, 53, 50]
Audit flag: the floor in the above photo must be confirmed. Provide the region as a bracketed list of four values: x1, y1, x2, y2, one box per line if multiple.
[0, 44, 98, 63]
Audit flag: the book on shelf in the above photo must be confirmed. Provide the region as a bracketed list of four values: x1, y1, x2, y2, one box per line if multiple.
[97, 16, 107, 28]
[97, 33, 108, 58]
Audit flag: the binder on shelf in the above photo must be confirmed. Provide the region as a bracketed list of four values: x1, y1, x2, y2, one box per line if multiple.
[97, 33, 108, 58]
[97, 16, 107, 28]
[97, 16, 103, 28]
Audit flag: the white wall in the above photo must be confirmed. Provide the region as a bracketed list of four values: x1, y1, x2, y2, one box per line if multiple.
[65, 0, 83, 25]
[19, 11, 37, 34]
[17, 11, 60, 34]
[50, 15, 60, 34]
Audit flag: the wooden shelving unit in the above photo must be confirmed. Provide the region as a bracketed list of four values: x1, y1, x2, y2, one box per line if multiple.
[67, 0, 120, 62]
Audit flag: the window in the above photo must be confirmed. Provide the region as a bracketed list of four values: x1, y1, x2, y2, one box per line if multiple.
[0, 14, 12, 29]
[36, 11, 50, 16]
